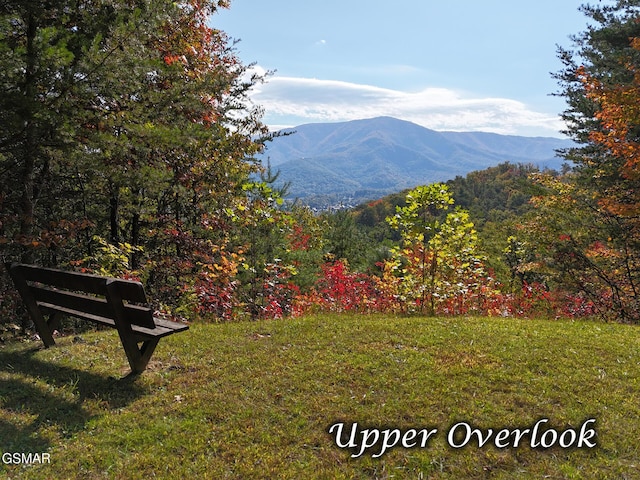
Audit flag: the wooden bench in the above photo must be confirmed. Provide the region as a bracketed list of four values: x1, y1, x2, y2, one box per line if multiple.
[6, 263, 189, 374]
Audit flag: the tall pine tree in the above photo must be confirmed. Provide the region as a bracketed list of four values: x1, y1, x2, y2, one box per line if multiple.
[532, 0, 640, 321]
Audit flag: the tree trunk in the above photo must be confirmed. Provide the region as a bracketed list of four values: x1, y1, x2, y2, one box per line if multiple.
[110, 191, 120, 243]
[19, 12, 38, 264]
[131, 211, 140, 269]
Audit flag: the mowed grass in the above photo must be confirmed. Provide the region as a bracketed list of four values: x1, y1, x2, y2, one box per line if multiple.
[1, 314, 639, 479]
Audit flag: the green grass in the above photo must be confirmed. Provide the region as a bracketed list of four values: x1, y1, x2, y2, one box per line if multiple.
[1, 314, 639, 479]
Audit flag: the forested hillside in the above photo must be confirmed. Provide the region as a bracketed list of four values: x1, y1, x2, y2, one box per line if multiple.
[352, 162, 541, 228]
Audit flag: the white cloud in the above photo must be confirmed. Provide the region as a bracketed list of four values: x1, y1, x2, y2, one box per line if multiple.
[247, 73, 566, 137]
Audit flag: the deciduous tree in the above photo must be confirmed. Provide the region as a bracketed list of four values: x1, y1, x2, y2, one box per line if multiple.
[384, 184, 488, 315]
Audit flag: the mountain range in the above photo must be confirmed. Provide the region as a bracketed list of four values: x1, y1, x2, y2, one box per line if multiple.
[258, 116, 573, 208]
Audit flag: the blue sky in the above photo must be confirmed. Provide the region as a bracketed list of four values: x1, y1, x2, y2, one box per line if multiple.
[214, 1, 591, 137]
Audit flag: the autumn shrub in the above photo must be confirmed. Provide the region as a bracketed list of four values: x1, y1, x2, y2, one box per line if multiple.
[299, 258, 599, 320]
[310, 260, 368, 313]
[290, 290, 324, 318]
[194, 265, 239, 322]
[257, 261, 301, 319]
[558, 291, 599, 318]
[295, 259, 383, 314]
[71, 236, 143, 279]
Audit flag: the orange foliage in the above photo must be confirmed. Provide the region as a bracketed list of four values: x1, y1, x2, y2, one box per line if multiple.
[578, 37, 640, 217]
[155, 1, 236, 127]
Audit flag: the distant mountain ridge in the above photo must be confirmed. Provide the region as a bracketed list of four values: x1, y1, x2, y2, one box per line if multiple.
[259, 116, 572, 208]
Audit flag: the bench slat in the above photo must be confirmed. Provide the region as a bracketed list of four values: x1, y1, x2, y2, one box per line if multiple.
[38, 303, 184, 339]
[31, 285, 156, 329]
[14, 264, 109, 295]
[152, 317, 190, 332]
[13, 264, 148, 302]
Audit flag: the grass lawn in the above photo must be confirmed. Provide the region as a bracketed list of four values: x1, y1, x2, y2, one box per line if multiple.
[0, 314, 639, 479]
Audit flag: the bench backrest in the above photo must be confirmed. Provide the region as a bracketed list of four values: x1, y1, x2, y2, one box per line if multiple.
[8, 263, 156, 329]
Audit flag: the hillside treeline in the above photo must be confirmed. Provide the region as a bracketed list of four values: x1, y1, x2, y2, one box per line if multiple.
[2, 1, 640, 328]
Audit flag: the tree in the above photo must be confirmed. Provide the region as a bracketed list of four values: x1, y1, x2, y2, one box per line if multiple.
[234, 172, 293, 319]
[541, 0, 640, 321]
[0, 0, 117, 262]
[1, 1, 271, 323]
[384, 184, 488, 315]
[578, 38, 640, 214]
[323, 209, 372, 269]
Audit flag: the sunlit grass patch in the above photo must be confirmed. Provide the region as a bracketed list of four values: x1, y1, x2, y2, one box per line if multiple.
[0, 314, 639, 479]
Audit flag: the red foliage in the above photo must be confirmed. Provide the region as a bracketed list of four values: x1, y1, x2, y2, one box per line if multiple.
[257, 262, 300, 319]
[195, 273, 237, 321]
[282, 262, 600, 320]
[313, 260, 379, 313]
[287, 224, 312, 252]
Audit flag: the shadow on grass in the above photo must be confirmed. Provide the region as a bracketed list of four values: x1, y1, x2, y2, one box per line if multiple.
[0, 344, 148, 453]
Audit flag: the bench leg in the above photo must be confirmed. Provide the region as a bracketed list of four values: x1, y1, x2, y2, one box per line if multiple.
[31, 312, 56, 348]
[135, 338, 160, 373]
[47, 312, 63, 333]
[118, 334, 160, 374]
[7, 265, 56, 348]
[104, 280, 160, 374]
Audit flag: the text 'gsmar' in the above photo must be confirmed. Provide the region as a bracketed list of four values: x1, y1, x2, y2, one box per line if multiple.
[2, 452, 51, 464]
